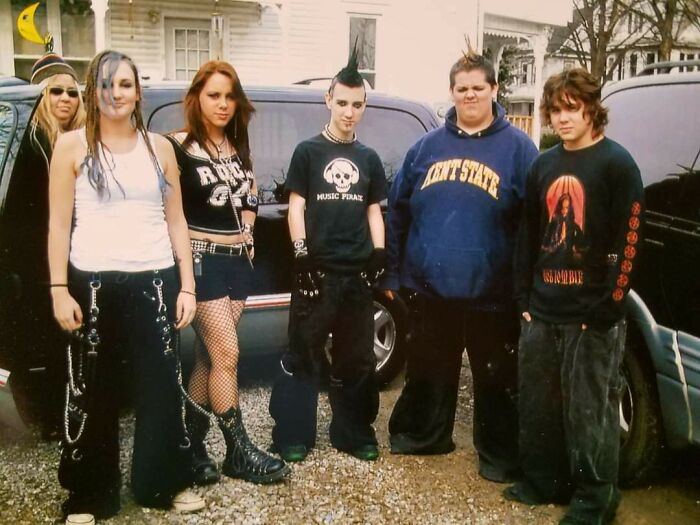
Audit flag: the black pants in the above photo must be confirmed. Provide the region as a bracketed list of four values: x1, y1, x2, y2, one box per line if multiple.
[518, 318, 626, 523]
[389, 295, 519, 479]
[269, 272, 378, 451]
[59, 266, 191, 517]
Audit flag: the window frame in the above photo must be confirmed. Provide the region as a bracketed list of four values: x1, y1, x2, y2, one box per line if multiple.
[348, 13, 379, 89]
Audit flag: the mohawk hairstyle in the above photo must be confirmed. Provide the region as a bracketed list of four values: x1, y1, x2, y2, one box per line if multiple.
[328, 38, 365, 95]
[449, 36, 497, 88]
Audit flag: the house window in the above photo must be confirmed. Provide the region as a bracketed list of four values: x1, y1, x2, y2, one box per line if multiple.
[349, 16, 377, 88]
[520, 62, 533, 84]
[11, 0, 94, 80]
[646, 52, 656, 65]
[630, 53, 638, 76]
[617, 56, 625, 80]
[164, 18, 212, 81]
[686, 53, 696, 72]
[563, 60, 575, 71]
[174, 29, 210, 80]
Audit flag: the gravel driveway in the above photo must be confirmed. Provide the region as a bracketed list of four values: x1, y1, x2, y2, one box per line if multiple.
[1, 362, 699, 524]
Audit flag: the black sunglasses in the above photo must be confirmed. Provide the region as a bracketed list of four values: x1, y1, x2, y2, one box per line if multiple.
[48, 86, 80, 98]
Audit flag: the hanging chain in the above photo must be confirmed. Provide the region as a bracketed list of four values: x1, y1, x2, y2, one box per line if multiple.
[63, 277, 101, 455]
[219, 152, 254, 270]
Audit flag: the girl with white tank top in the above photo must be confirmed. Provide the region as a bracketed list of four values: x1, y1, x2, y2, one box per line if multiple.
[47, 51, 204, 525]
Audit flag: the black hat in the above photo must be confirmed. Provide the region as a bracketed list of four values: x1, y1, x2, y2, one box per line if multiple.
[30, 53, 78, 85]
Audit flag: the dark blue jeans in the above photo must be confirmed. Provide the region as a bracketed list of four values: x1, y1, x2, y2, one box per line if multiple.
[518, 317, 626, 523]
[59, 266, 191, 518]
[388, 295, 520, 480]
[269, 272, 378, 451]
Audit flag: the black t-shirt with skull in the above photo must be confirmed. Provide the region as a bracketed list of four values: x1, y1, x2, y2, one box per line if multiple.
[285, 134, 386, 273]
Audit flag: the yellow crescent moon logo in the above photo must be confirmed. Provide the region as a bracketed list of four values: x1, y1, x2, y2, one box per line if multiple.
[17, 2, 47, 45]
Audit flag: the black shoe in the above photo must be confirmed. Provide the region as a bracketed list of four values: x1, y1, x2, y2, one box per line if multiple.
[479, 464, 521, 484]
[503, 482, 547, 506]
[217, 407, 291, 484]
[350, 444, 379, 461]
[185, 403, 220, 486]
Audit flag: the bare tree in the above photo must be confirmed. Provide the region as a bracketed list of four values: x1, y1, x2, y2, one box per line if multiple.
[561, 0, 654, 82]
[629, 0, 700, 61]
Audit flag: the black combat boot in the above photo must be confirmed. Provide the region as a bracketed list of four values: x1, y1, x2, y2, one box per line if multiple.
[216, 407, 290, 484]
[185, 403, 220, 486]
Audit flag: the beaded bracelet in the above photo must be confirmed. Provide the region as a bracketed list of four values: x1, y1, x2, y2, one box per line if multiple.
[180, 290, 196, 297]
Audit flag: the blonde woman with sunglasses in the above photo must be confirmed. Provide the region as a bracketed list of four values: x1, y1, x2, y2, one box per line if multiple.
[29, 53, 86, 165]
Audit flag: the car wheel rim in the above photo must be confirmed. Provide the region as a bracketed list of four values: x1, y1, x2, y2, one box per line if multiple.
[619, 373, 633, 441]
[373, 300, 396, 372]
[323, 301, 397, 374]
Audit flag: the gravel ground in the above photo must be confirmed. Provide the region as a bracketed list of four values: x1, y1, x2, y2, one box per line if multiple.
[1, 362, 699, 524]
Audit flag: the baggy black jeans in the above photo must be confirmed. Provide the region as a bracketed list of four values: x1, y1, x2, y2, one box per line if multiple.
[518, 317, 626, 523]
[388, 295, 520, 480]
[269, 272, 379, 451]
[59, 266, 192, 517]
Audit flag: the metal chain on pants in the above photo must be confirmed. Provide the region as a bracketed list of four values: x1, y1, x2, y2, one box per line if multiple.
[62, 277, 101, 461]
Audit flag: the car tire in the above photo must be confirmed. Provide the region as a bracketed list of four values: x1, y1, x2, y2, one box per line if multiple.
[372, 292, 409, 386]
[618, 328, 665, 486]
[322, 292, 408, 388]
[7, 369, 62, 439]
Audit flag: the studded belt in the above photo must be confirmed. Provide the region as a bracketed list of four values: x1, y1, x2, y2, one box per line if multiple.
[190, 239, 248, 256]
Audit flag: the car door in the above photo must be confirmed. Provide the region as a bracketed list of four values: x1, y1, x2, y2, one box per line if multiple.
[605, 79, 700, 446]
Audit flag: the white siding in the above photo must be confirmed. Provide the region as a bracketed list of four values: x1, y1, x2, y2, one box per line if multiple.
[108, 0, 285, 82]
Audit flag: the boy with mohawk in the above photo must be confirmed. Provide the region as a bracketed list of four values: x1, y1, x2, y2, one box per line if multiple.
[507, 68, 643, 525]
[268, 48, 386, 462]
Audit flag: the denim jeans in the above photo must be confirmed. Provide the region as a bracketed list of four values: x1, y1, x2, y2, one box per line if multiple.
[59, 266, 191, 517]
[518, 317, 626, 523]
[269, 272, 378, 451]
[388, 295, 520, 479]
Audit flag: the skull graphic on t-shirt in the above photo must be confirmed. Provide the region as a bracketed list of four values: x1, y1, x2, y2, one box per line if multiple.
[323, 158, 359, 193]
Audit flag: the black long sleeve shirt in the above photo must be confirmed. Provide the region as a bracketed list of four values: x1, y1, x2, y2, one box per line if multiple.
[514, 138, 644, 329]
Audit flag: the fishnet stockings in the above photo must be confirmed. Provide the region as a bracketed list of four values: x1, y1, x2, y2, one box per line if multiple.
[187, 297, 245, 414]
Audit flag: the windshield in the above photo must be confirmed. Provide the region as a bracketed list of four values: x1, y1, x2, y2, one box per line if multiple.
[604, 82, 700, 186]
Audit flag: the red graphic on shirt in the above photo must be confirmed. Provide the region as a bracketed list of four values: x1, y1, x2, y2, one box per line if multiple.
[631, 202, 642, 216]
[544, 175, 585, 231]
[627, 231, 638, 245]
[629, 216, 640, 230]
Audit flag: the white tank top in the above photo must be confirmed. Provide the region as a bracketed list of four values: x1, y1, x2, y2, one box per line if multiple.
[70, 130, 175, 272]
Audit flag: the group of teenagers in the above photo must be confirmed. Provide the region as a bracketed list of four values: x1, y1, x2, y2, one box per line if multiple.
[30, 41, 642, 525]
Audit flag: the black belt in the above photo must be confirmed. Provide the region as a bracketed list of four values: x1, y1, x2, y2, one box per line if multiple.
[190, 239, 249, 256]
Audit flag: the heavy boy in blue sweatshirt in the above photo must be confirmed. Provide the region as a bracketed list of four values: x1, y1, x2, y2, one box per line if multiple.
[382, 50, 538, 483]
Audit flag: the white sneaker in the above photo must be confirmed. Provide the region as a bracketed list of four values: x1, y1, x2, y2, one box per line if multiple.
[172, 489, 206, 513]
[65, 514, 95, 525]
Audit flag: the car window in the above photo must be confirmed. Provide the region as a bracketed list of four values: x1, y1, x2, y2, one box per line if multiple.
[0, 103, 17, 176]
[148, 99, 429, 204]
[604, 82, 700, 188]
[0, 99, 34, 211]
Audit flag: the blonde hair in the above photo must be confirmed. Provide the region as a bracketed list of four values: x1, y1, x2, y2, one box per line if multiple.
[30, 75, 86, 166]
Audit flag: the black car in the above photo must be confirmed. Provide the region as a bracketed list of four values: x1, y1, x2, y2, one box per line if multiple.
[0, 82, 440, 431]
[602, 66, 700, 485]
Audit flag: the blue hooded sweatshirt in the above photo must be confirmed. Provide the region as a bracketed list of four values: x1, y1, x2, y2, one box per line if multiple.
[383, 102, 538, 309]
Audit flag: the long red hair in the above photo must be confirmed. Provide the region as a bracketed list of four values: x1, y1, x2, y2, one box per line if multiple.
[183, 60, 255, 171]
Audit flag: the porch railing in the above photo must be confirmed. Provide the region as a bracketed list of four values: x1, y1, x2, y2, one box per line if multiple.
[505, 115, 533, 138]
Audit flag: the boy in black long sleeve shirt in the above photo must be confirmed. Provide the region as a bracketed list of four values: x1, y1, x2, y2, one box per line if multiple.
[507, 69, 643, 525]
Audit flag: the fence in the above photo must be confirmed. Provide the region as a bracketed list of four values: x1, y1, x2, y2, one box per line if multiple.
[505, 115, 533, 138]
